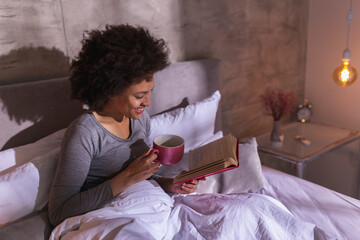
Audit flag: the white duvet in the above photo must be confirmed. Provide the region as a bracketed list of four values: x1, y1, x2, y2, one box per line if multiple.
[50, 180, 334, 240]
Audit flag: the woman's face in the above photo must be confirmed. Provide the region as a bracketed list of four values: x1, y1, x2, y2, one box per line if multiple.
[108, 76, 154, 120]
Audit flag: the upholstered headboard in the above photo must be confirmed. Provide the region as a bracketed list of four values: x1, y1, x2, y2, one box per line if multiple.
[148, 58, 220, 115]
[0, 58, 220, 150]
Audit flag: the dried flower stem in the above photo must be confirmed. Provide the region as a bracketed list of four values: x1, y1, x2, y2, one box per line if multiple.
[261, 88, 297, 121]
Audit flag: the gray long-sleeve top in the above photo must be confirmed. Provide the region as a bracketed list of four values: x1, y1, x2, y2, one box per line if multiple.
[48, 111, 151, 226]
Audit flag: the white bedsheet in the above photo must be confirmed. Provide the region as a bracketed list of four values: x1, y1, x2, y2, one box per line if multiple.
[50, 180, 334, 240]
[261, 166, 360, 240]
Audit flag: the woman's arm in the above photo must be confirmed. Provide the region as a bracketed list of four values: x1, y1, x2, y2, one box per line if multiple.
[49, 125, 161, 226]
[110, 149, 160, 196]
[48, 125, 114, 226]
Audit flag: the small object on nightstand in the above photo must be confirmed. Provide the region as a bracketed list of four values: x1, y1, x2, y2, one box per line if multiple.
[295, 135, 311, 146]
[296, 99, 312, 123]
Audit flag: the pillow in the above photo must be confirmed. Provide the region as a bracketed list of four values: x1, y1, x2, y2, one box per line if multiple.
[148, 91, 221, 153]
[0, 148, 60, 227]
[0, 128, 65, 174]
[196, 137, 265, 194]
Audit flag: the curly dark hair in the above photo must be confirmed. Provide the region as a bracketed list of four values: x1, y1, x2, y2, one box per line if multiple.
[69, 24, 170, 111]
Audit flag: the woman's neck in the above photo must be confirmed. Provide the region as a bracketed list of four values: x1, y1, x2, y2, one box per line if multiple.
[92, 111, 131, 139]
[93, 110, 125, 123]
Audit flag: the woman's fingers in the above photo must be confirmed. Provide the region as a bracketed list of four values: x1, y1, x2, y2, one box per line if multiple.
[181, 181, 198, 192]
[147, 149, 161, 169]
[184, 177, 206, 185]
[127, 148, 161, 178]
[143, 148, 159, 163]
[135, 148, 160, 169]
[184, 180, 196, 185]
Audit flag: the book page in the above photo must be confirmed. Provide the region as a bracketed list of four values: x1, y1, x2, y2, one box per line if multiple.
[188, 134, 237, 170]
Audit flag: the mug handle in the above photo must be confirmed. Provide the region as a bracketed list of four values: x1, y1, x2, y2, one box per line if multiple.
[150, 149, 160, 164]
[150, 149, 159, 155]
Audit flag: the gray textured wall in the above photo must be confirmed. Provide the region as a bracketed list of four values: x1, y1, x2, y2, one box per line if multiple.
[0, 0, 308, 139]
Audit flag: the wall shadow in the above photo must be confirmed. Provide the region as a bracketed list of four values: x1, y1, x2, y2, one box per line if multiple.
[0, 45, 71, 86]
[0, 46, 85, 151]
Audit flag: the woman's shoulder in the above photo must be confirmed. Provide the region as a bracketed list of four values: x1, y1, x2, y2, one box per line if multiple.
[68, 112, 95, 127]
[65, 112, 99, 136]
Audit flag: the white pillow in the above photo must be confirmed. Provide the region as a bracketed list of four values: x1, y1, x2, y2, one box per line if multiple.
[149, 91, 221, 153]
[0, 128, 65, 174]
[0, 148, 60, 227]
[196, 137, 265, 194]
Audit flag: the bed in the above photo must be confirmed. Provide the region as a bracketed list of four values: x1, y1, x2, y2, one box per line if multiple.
[0, 59, 359, 239]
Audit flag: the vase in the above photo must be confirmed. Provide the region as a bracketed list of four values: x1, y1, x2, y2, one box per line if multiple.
[270, 120, 282, 142]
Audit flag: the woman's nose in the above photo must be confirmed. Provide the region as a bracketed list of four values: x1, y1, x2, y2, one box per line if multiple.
[143, 93, 151, 106]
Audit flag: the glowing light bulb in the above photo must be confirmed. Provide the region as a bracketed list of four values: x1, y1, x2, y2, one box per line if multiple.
[333, 49, 358, 87]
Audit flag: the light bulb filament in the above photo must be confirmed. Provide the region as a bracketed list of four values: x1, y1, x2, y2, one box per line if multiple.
[340, 65, 350, 82]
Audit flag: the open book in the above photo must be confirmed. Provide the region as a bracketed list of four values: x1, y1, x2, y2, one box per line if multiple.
[173, 134, 239, 184]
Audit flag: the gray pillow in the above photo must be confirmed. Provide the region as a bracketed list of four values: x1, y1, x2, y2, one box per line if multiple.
[196, 137, 265, 194]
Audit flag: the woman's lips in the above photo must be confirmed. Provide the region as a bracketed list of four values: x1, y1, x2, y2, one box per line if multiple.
[135, 107, 144, 114]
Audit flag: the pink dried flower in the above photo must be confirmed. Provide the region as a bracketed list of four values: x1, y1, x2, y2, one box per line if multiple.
[261, 88, 297, 120]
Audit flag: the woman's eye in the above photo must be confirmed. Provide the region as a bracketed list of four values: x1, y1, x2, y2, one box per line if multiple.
[135, 95, 144, 100]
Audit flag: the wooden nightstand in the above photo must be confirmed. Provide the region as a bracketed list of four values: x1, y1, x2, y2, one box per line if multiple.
[256, 122, 360, 179]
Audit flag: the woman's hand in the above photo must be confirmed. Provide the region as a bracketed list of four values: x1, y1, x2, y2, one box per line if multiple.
[110, 148, 160, 196]
[156, 177, 206, 194]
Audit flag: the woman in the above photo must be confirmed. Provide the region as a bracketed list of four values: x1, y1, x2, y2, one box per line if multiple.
[48, 24, 201, 227]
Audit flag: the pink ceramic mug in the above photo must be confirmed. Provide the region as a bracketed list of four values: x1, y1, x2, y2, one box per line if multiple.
[152, 134, 185, 166]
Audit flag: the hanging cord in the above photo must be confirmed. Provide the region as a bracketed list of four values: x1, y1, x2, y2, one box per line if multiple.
[343, 0, 353, 60]
[346, 0, 353, 50]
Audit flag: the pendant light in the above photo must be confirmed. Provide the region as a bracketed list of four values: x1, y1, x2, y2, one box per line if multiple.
[333, 0, 358, 87]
